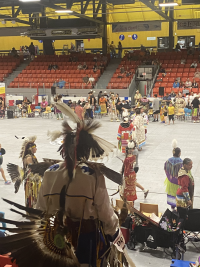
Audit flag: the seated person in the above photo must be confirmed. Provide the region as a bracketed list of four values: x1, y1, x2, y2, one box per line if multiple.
[82, 62, 88, 70]
[89, 75, 95, 85]
[77, 63, 83, 70]
[194, 69, 200, 78]
[67, 100, 72, 107]
[120, 65, 125, 74]
[48, 64, 53, 70]
[185, 78, 192, 88]
[40, 98, 48, 114]
[192, 79, 198, 88]
[58, 79, 66, 89]
[93, 56, 97, 62]
[181, 58, 186, 64]
[179, 81, 185, 88]
[93, 63, 98, 72]
[52, 62, 58, 70]
[160, 66, 166, 76]
[173, 81, 180, 88]
[72, 56, 78, 62]
[170, 90, 176, 97]
[83, 74, 89, 84]
[190, 61, 197, 68]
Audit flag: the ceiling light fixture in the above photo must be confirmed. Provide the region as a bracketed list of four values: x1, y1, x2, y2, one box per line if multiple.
[19, 0, 41, 2]
[159, 2, 178, 7]
[55, 10, 73, 13]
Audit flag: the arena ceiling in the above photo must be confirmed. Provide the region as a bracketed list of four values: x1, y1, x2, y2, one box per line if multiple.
[0, 0, 200, 27]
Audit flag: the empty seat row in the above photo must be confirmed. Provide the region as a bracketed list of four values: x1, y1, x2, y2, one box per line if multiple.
[8, 82, 94, 89]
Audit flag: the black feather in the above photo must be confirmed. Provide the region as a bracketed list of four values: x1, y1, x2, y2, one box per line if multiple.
[10, 208, 40, 220]
[2, 198, 43, 217]
[28, 162, 54, 176]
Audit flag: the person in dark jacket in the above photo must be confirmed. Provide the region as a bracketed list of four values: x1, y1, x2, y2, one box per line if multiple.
[0, 144, 11, 185]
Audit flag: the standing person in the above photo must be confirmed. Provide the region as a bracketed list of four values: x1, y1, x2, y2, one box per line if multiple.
[152, 94, 160, 122]
[54, 94, 63, 120]
[117, 116, 134, 153]
[118, 41, 122, 58]
[141, 107, 149, 138]
[0, 144, 11, 185]
[75, 101, 84, 121]
[110, 94, 119, 122]
[174, 93, 186, 114]
[160, 102, 165, 123]
[110, 41, 116, 58]
[176, 158, 194, 209]
[99, 95, 107, 115]
[7, 137, 42, 208]
[98, 91, 102, 104]
[168, 102, 175, 125]
[28, 42, 35, 61]
[164, 140, 183, 210]
[163, 105, 168, 125]
[134, 90, 142, 104]
[191, 95, 200, 123]
[133, 108, 145, 151]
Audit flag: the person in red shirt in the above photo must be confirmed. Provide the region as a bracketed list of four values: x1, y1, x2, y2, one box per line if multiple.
[176, 158, 194, 208]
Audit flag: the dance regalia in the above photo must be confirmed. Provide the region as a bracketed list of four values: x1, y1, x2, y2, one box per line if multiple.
[164, 157, 183, 208]
[133, 115, 145, 148]
[176, 168, 194, 208]
[117, 122, 133, 153]
[109, 99, 118, 121]
[122, 155, 137, 202]
[141, 112, 149, 136]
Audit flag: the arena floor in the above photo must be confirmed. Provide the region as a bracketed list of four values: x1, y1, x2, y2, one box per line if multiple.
[0, 115, 200, 266]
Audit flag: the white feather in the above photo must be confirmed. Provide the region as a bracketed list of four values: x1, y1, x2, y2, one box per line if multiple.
[55, 102, 81, 124]
[172, 139, 177, 149]
[47, 130, 63, 142]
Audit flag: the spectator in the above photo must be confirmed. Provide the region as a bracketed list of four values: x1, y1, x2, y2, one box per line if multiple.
[53, 80, 58, 87]
[58, 79, 66, 89]
[71, 42, 75, 51]
[187, 47, 194, 55]
[190, 61, 197, 68]
[179, 81, 185, 88]
[29, 42, 35, 60]
[89, 75, 95, 86]
[194, 69, 200, 78]
[67, 100, 72, 107]
[93, 63, 98, 73]
[48, 63, 53, 70]
[120, 65, 125, 74]
[116, 93, 121, 104]
[98, 91, 102, 104]
[83, 74, 89, 84]
[75, 102, 84, 121]
[170, 90, 176, 97]
[173, 81, 180, 88]
[77, 63, 83, 70]
[82, 62, 88, 70]
[11, 47, 18, 57]
[160, 66, 166, 76]
[93, 55, 97, 62]
[126, 69, 132, 78]
[99, 61, 104, 72]
[185, 78, 192, 88]
[152, 94, 160, 122]
[163, 93, 171, 106]
[52, 62, 58, 70]
[0, 144, 11, 184]
[110, 41, 116, 58]
[118, 41, 122, 58]
[175, 42, 181, 51]
[140, 44, 146, 52]
[40, 98, 48, 115]
[88, 91, 96, 107]
[192, 79, 198, 88]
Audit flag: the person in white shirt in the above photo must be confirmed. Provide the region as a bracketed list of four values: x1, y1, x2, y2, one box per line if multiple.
[190, 61, 197, 68]
[89, 74, 95, 85]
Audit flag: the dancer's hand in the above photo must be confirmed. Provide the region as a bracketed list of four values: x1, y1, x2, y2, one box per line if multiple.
[187, 200, 192, 207]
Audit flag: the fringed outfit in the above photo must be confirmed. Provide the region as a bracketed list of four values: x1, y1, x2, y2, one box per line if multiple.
[176, 168, 194, 208]
[164, 157, 183, 208]
[99, 97, 107, 114]
[175, 98, 186, 114]
[23, 154, 42, 208]
[133, 115, 146, 148]
[109, 99, 118, 121]
[122, 155, 137, 202]
[117, 122, 134, 153]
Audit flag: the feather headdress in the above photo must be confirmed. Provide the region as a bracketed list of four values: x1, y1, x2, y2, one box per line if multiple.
[19, 135, 37, 159]
[172, 139, 178, 149]
[48, 103, 117, 181]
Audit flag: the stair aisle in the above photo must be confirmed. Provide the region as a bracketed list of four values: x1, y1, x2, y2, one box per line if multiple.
[97, 58, 121, 89]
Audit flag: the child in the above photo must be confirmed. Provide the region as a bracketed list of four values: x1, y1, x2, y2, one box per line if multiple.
[163, 105, 168, 125]
[168, 102, 175, 125]
[0, 144, 11, 185]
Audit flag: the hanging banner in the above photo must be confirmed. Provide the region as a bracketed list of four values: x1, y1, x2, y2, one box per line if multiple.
[112, 21, 161, 33]
[177, 20, 200, 30]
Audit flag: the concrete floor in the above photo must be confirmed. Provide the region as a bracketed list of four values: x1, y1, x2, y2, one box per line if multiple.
[0, 115, 200, 266]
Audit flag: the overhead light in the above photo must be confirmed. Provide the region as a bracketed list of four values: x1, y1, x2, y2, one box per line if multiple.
[19, 0, 41, 2]
[55, 10, 73, 13]
[159, 2, 178, 7]
[1, 20, 6, 24]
